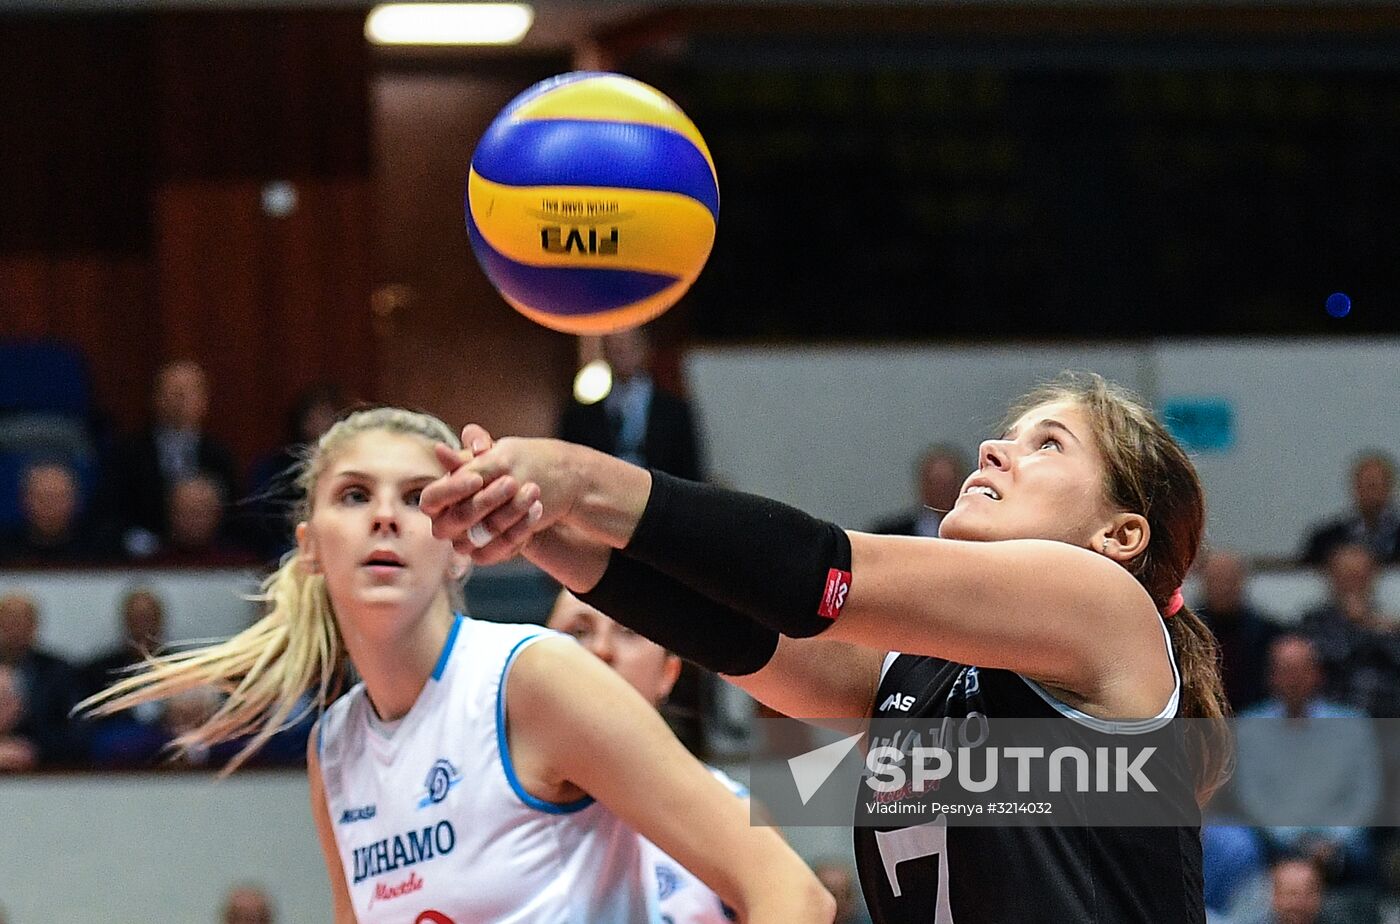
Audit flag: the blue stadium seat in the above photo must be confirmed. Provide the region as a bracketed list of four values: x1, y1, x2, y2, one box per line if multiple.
[0, 339, 92, 417]
[0, 339, 98, 531]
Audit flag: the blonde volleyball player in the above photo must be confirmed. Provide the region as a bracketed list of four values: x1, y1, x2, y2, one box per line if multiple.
[546, 589, 751, 924]
[423, 374, 1229, 924]
[82, 408, 832, 924]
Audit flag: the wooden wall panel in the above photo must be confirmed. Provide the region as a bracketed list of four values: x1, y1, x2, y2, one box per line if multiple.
[371, 68, 576, 439]
[0, 10, 374, 476]
[0, 255, 156, 430]
[155, 178, 375, 471]
[153, 10, 369, 182]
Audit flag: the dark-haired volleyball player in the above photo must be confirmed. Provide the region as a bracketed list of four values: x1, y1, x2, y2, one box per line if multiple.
[424, 372, 1227, 923]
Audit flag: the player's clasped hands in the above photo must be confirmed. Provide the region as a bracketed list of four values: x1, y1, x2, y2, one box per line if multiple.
[421, 425, 562, 565]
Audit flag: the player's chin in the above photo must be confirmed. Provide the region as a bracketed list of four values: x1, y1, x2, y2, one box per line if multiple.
[938, 508, 999, 542]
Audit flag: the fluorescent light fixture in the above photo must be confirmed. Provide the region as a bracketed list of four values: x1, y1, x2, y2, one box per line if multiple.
[366, 3, 534, 46]
[573, 359, 613, 405]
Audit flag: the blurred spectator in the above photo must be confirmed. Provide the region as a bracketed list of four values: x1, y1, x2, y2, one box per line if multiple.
[0, 663, 38, 772]
[107, 360, 240, 558]
[558, 327, 705, 481]
[91, 677, 312, 770]
[91, 683, 219, 769]
[1301, 452, 1400, 566]
[869, 444, 970, 537]
[1236, 636, 1381, 895]
[82, 587, 166, 696]
[1299, 543, 1400, 716]
[1267, 856, 1330, 924]
[1196, 549, 1279, 711]
[221, 884, 275, 924]
[0, 459, 109, 565]
[813, 858, 872, 924]
[145, 475, 259, 567]
[0, 593, 86, 765]
[1203, 825, 1267, 919]
[245, 383, 346, 561]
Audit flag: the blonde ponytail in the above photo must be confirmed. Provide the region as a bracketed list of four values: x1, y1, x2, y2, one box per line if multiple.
[79, 551, 348, 774]
[78, 406, 463, 774]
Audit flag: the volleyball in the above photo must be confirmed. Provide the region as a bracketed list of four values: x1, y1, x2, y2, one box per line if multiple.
[465, 71, 719, 335]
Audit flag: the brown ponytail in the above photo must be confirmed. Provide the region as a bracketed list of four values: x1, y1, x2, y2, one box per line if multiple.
[1010, 373, 1231, 804]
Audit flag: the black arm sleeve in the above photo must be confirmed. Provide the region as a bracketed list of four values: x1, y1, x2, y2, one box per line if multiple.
[578, 552, 779, 676]
[621, 470, 853, 639]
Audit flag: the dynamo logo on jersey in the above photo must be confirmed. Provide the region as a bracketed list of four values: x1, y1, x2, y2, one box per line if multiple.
[655, 863, 681, 901]
[417, 758, 462, 809]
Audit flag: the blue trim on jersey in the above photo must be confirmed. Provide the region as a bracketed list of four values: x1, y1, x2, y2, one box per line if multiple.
[496, 635, 595, 815]
[431, 613, 465, 682]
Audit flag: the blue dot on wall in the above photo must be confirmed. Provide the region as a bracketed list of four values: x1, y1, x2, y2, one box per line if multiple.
[1326, 292, 1351, 318]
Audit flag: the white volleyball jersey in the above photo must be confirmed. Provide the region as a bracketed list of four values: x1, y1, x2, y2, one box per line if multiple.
[641, 766, 747, 924]
[317, 615, 655, 924]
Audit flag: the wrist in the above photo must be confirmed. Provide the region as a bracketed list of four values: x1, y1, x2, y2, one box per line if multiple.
[570, 444, 652, 548]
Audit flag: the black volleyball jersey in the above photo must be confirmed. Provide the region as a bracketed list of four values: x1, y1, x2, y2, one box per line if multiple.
[852, 622, 1205, 924]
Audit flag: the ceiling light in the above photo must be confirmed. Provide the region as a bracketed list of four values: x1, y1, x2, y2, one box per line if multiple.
[366, 3, 534, 46]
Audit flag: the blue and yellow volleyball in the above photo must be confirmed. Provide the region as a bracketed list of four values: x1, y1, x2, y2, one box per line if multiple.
[465, 72, 719, 335]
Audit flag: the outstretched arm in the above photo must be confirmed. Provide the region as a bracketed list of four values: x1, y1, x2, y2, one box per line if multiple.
[522, 520, 884, 721]
[423, 436, 1172, 715]
[506, 637, 835, 924]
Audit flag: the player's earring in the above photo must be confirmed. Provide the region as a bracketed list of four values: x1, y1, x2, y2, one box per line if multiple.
[452, 565, 467, 580]
[1101, 538, 1109, 555]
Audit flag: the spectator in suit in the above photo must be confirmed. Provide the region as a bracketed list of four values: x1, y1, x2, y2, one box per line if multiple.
[1301, 452, 1400, 566]
[0, 459, 109, 565]
[109, 360, 240, 558]
[82, 587, 166, 696]
[558, 327, 705, 481]
[145, 475, 260, 568]
[0, 593, 86, 765]
[869, 444, 971, 537]
[1236, 635, 1382, 918]
[81, 587, 170, 766]
[1299, 543, 1400, 717]
[1197, 548, 1279, 711]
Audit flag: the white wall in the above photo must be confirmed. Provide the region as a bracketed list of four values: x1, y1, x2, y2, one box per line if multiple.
[1155, 338, 1400, 560]
[0, 568, 260, 663]
[0, 772, 328, 924]
[687, 337, 1400, 560]
[0, 561, 549, 663]
[687, 341, 1148, 527]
